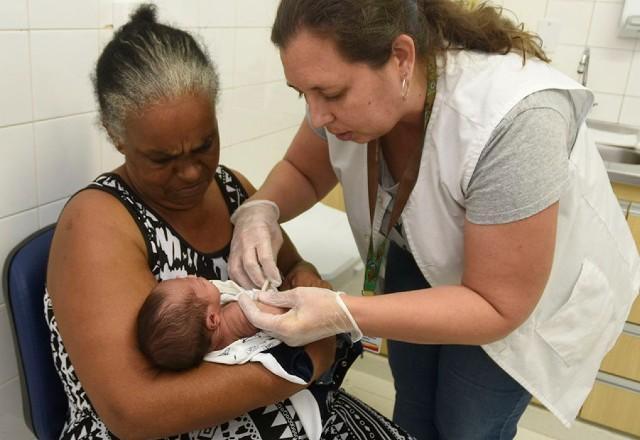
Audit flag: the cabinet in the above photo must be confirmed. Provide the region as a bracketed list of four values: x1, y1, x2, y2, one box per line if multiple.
[580, 382, 640, 436]
[576, 184, 640, 437]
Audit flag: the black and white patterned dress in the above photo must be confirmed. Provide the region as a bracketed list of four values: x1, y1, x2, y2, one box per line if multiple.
[44, 166, 415, 440]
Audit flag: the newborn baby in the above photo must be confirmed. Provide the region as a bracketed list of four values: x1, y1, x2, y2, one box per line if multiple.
[137, 277, 284, 371]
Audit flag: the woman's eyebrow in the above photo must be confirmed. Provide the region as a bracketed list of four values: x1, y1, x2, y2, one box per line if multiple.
[287, 83, 331, 92]
[146, 149, 180, 159]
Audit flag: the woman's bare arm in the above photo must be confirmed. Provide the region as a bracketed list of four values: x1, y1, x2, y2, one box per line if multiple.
[256, 120, 338, 222]
[47, 190, 331, 439]
[342, 203, 558, 344]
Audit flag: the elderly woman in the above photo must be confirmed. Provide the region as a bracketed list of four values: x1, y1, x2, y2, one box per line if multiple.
[45, 5, 414, 440]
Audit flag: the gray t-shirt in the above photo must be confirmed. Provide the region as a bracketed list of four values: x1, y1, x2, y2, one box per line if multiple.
[308, 89, 579, 226]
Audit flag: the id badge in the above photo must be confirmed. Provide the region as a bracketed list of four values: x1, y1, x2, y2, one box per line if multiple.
[361, 336, 383, 353]
[362, 230, 389, 295]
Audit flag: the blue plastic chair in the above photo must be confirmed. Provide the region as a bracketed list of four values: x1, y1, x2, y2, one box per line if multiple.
[2, 224, 67, 439]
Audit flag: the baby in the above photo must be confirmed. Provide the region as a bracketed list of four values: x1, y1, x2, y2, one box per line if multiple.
[137, 276, 364, 430]
[137, 276, 285, 371]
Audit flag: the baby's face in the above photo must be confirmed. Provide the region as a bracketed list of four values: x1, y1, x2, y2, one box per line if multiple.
[162, 277, 221, 311]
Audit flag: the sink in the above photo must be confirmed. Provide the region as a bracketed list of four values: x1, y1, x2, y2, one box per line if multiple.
[587, 119, 640, 186]
[597, 144, 640, 165]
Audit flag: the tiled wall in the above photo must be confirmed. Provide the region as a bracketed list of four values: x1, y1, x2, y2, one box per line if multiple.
[0, 1, 303, 438]
[492, 0, 640, 127]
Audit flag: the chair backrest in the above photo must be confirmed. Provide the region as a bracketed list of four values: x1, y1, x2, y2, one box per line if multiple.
[2, 224, 67, 440]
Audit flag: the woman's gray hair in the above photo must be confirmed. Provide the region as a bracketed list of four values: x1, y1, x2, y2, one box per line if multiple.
[93, 4, 219, 144]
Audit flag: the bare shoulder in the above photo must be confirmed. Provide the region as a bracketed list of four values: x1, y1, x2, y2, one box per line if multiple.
[51, 189, 147, 268]
[48, 188, 152, 304]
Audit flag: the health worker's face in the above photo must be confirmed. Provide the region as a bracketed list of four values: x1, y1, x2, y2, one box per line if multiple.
[281, 30, 405, 144]
[118, 93, 220, 212]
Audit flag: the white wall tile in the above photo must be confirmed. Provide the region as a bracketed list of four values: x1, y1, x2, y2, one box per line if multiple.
[264, 82, 306, 119]
[626, 50, 640, 97]
[500, 0, 548, 31]
[215, 89, 233, 147]
[235, 0, 278, 27]
[221, 83, 302, 146]
[546, 1, 594, 45]
[111, 0, 143, 29]
[220, 127, 296, 187]
[152, 0, 199, 28]
[99, 29, 114, 50]
[28, 0, 100, 29]
[588, 47, 634, 94]
[234, 28, 279, 86]
[589, 92, 623, 123]
[265, 42, 285, 82]
[0, 125, 37, 218]
[0, 210, 39, 305]
[215, 89, 232, 147]
[198, 0, 236, 27]
[0, 378, 35, 440]
[38, 198, 68, 227]
[0, 32, 32, 127]
[99, 0, 113, 28]
[588, 2, 636, 50]
[620, 96, 640, 126]
[30, 30, 98, 120]
[0, 1, 28, 30]
[200, 28, 236, 89]
[549, 44, 584, 82]
[0, 307, 19, 385]
[100, 135, 124, 172]
[34, 114, 101, 204]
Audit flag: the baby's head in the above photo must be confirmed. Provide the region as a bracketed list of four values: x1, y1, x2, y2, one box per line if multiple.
[137, 276, 221, 371]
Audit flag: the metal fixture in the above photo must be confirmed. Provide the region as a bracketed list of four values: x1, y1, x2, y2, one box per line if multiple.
[577, 47, 590, 87]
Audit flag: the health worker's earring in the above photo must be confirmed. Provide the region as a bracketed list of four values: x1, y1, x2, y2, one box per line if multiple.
[401, 76, 410, 100]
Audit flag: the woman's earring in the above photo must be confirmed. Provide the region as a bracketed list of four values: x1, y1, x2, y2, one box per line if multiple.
[401, 77, 410, 100]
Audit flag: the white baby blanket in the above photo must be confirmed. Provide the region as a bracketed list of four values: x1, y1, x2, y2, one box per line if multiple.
[202, 280, 322, 440]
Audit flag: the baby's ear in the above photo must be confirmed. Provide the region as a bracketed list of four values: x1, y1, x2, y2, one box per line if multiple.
[206, 306, 220, 330]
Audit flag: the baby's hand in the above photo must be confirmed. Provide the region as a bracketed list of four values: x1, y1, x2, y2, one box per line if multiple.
[282, 261, 332, 290]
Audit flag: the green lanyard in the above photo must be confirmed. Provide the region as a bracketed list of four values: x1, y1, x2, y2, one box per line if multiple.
[362, 57, 438, 295]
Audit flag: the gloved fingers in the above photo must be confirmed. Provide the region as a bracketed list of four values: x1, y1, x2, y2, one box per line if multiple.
[228, 237, 254, 288]
[258, 223, 283, 288]
[229, 258, 258, 289]
[255, 289, 297, 308]
[264, 266, 282, 289]
[241, 247, 268, 288]
[237, 291, 287, 332]
[245, 239, 282, 287]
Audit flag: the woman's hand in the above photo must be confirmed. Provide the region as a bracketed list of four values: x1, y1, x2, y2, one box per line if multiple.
[238, 287, 363, 346]
[229, 200, 283, 288]
[281, 261, 332, 290]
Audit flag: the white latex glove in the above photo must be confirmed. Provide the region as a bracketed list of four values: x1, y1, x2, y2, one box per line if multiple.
[229, 200, 283, 289]
[237, 287, 363, 347]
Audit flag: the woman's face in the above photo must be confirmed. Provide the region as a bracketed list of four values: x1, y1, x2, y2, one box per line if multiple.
[281, 29, 405, 144]
[118, 93, 220, 211]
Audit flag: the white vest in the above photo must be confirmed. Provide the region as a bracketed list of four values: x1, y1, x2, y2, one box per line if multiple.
[328, 51, 640, 426]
